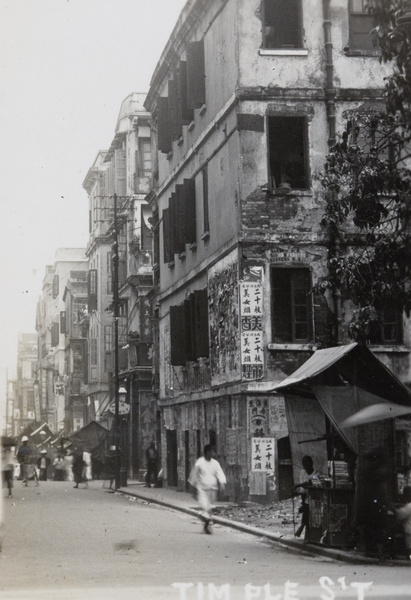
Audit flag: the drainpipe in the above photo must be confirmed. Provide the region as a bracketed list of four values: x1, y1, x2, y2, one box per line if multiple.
[323, 0, 342, 344]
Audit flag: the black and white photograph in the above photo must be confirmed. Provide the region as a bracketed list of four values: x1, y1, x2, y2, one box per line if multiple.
[1, 1, 411, 599]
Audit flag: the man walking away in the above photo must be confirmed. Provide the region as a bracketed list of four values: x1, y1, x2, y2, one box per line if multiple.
[188, 445, 226, 534]
[145, 442, 158, 488]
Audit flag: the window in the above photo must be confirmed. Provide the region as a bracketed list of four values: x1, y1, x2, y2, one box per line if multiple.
[88, 269, 98, 312]
[138, 139, 152, 176]
[262, 0, 302, 49]
[170, 288, 209, 365]
[107, 251, 112, 294]
[268, 116, 309, 189]
[271, 268, 312, 343]
[60, 311, 66, 335]
[157, 97, 172, 154]
[51, 322, 59, 347]
[162, 179, 197, 263]
[348, 0, 376, 52]
[368, 301, 403, 345]
[186, 40, 205, 109]
[104, 325, 112, 352]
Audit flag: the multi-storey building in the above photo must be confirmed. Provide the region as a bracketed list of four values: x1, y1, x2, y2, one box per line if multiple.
[144, 0, 410, 501]
[14, 333, 38, 435]
[62, 268, 90, 431]
[35, 248, 87, 432]
[83, 93, 155, 477]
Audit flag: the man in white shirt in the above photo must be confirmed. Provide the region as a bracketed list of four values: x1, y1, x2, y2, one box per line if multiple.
[188, 445, 226, 534]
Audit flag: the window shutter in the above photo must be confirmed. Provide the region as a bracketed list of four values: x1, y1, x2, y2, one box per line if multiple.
[52, 274, 59, 299]
[60, 311, 66, 335]
[170, 304, 187, 365]
[169, 193, 178, 257]
[51, 322, 59, 347]
[183, 178, 197, 244]
[178, 61, 193, 124]
[194, 289, 209, 358]
[88, 269, 98, 312]
[163, 208, 172, 263]
[185, 297, 196, 361]
[175, 184, 186, 254]
[157, 97, 172, 154]
[114, 149, 126, 196]
[186, 40, 206, 109]
[168, 78, 181, 142]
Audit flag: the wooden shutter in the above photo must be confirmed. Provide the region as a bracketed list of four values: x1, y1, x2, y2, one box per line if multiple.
[114, 149, 126, 196]
[184, 178, 197, 244]
[194, 289, 209, 358]
[186, 40, 206, 109]
[169, 193, 177, 257]
[157, 97, 172, 154]
[60, 311, 66, 335]
[168, 78, 181, 142]
[185, 297, 195, 361]
[88, 269, 98, 312]
[175, 184, 186, 254]
[170, 304, 187, 365]
[51, 322, 59, 347]
[162, 208, 171, 263]
[178, 61, 193, 124]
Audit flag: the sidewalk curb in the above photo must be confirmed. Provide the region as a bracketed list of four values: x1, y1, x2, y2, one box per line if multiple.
[118, 487, 409, 566]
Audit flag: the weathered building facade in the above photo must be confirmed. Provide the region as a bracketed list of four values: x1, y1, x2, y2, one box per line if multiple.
[144, 0, 410, 501]
[83, 93, 156, 477]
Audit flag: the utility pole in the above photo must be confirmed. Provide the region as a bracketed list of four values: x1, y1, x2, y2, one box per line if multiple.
[112, 193, 121, 489]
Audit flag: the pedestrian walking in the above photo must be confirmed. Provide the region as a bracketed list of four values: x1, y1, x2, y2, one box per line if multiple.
[103, 446, 117, 489]
[16, 436, 33, 485]
[82, 450, 92, 482]
[145, 442, 158, 488]
[2, 447, 16, 498]
[37, 450, 51, 481]
[72, 450, 88, 488]
[188, 444, 226, 534]
[62, 451, 74, 482]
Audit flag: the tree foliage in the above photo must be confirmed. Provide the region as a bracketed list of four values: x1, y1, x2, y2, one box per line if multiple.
[318, 0, 411, 342]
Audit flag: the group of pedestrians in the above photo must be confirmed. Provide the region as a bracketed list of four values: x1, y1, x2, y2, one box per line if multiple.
[1, 436, 95, 493]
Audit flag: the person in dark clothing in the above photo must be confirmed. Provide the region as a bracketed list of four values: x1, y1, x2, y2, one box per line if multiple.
[17, 436, 33, 485]
[103, 446, 117, 489]
[145, 442, 158, 488]
[292, 455, 323, 539]
[72, 451, 88, 489]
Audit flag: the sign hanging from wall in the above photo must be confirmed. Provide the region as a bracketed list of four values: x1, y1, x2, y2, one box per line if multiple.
[251, 437, 275, 473]
[240, 267, 264, 380]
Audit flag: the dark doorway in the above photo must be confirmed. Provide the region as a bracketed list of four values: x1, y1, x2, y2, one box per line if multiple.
[166, 429, 178, 487]
[277, 436, 294, 500]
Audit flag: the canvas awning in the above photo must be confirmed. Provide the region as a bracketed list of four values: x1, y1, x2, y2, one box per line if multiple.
[270, 343, 411, 407]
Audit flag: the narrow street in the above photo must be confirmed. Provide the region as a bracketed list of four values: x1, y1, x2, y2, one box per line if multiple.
[0, 481, 410, 600]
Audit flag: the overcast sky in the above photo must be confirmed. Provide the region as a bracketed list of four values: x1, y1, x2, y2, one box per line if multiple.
[0, 0, 187, 420]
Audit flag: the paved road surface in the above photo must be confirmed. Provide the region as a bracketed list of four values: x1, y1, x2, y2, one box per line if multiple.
[0, 481, 410, 600]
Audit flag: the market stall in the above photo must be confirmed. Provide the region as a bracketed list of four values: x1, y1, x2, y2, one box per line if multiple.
[270, 343, 411, 548]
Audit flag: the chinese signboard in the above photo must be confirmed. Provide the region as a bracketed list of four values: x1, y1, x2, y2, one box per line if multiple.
[251, 437, 275, 473]
[240, 278, 264, 380]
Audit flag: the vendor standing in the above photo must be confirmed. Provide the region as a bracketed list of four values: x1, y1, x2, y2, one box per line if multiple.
[293, 455, 324, 539]
[37, 450, 50, 481]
